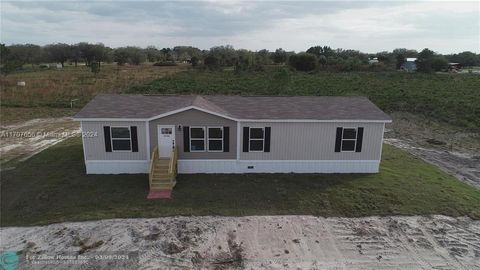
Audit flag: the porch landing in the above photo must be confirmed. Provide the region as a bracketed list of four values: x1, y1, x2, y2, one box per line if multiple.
[147, 189, 172, 199]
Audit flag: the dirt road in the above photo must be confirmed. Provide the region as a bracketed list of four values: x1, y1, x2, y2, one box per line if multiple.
[0, 117, 79, 165]
[1, 215, 478, 269]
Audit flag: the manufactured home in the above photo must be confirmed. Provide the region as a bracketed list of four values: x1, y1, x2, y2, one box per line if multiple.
[75, 95, 391, 189]
[401, 57, 417, 72]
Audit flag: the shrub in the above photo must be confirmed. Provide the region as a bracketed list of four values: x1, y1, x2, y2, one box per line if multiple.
[191, 56, 199, 67]
[204, 55, 220, 70]
[432, 56, 448, 72]
[153, 61, 177, 67]
[288, 53, 317, 72]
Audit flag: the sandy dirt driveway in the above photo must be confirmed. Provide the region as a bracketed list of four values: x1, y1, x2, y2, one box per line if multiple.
[1, 215, 479, 269]
[0, 117, 80, 165]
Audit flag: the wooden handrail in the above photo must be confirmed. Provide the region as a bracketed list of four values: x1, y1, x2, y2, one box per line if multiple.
[149, 145, 158, 189]
[168, 146, 178, 183]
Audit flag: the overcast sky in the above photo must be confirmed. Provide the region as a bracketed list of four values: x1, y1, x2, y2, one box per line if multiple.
[1, 1, 479, 53]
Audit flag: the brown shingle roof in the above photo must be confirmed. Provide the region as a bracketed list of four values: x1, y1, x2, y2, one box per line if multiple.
[74, 94, 391, 121]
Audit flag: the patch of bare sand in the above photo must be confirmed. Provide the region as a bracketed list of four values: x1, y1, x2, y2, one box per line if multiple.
[1, 215, 479, 269]
[387, 112, 480, 188]
[0, 117, 79, 165]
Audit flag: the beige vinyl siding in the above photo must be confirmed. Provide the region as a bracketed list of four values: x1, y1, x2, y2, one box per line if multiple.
[81, 121, 147, 160]
[148, 109, 237, 160]
[81, 114, 384, 163]
[240, 122, 385, 160]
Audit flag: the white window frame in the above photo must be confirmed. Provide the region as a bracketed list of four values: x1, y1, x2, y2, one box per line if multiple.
[340, 127, 357, 152]
[110, 126, 132, 152]
[207, 126, 223, 152]
[190, 126, 206, 152]
[249, 127, 265, 152]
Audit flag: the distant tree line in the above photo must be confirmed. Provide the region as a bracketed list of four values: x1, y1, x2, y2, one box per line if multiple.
[1, 42, 479, 75]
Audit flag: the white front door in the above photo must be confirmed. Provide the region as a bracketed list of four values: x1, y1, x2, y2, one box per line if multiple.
[157, 125, 175, 158]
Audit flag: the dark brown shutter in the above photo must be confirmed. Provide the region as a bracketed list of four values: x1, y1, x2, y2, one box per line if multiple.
[264, 127, 271, 152]
[183, 126, 190, 152]
[103, 126, 112, 152]
[223, 126, 229, 152]
[355, 127, 364, 152]
[130, 126, 138, 152]
[335, 127, 343, 152]
[243, 127, 249, 152]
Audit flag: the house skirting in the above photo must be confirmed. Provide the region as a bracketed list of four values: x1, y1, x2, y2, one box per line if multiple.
[85, 160, 149, 174]
[178, 160, 380, 174]
[85, 159, 380, 174]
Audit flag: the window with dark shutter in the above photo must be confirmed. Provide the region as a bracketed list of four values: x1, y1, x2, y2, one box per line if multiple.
[355, 127, 364, 152]
[336, 127, 363, 152]
[183, 126, 190, 152]
[264, 127, 271, 152]
[334, 127, 342, 152]
[104, 126, 112, 152]
[223, 126, 229, 152]
[131, 126, 138, 152]
[243, 127, 249, 152]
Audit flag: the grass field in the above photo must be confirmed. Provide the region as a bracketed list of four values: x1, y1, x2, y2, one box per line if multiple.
[0, 64, 190, 109]
[2, 137, 479, 226]
[2, 66, 479, 131]
[128, 70, 480, 131]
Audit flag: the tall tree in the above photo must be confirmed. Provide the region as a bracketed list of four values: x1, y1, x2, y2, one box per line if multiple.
[44, 43, 71, 67]
[234, 49, 258, 72]
[173, 46, 201, 62]
[395, 54, 406, 69]
[288, 53, 317, 72]
[209, 45, 237, 66]
[272, 48, 287, 64]
[431, 56, 448, 72]
[145, 46, 160, 62]
[0, 44, 25, 74]
[7, 44, 42, 67]
[393, 48, 418, 58]
[190, 56, 199, 67]
[203, 54, 220, 70]
[416, 48, 436, 73]
[160, 48, 173, 61]
[127, 47, 146, 65]
[113, 48, 130, 65]
[256, 49, 271, 65]
[77, 43, 107, 66]
[70, 44, 82, 67]
[447, 51, 479, 66]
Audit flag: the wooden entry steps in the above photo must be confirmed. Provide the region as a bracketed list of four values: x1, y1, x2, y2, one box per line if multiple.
[148, 146, 178, 198]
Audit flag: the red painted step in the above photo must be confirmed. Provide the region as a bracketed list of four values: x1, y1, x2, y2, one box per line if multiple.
[147, 190, 172, 199]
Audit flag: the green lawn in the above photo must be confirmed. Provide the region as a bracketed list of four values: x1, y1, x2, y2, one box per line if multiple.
[127, 70, 480, 131]
[1, 137, 479, 226]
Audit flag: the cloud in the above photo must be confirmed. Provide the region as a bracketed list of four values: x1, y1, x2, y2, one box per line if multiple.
[202, 0, 258, 15]
[0, 1, 478, 53]
[222, 1, 480, 53]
